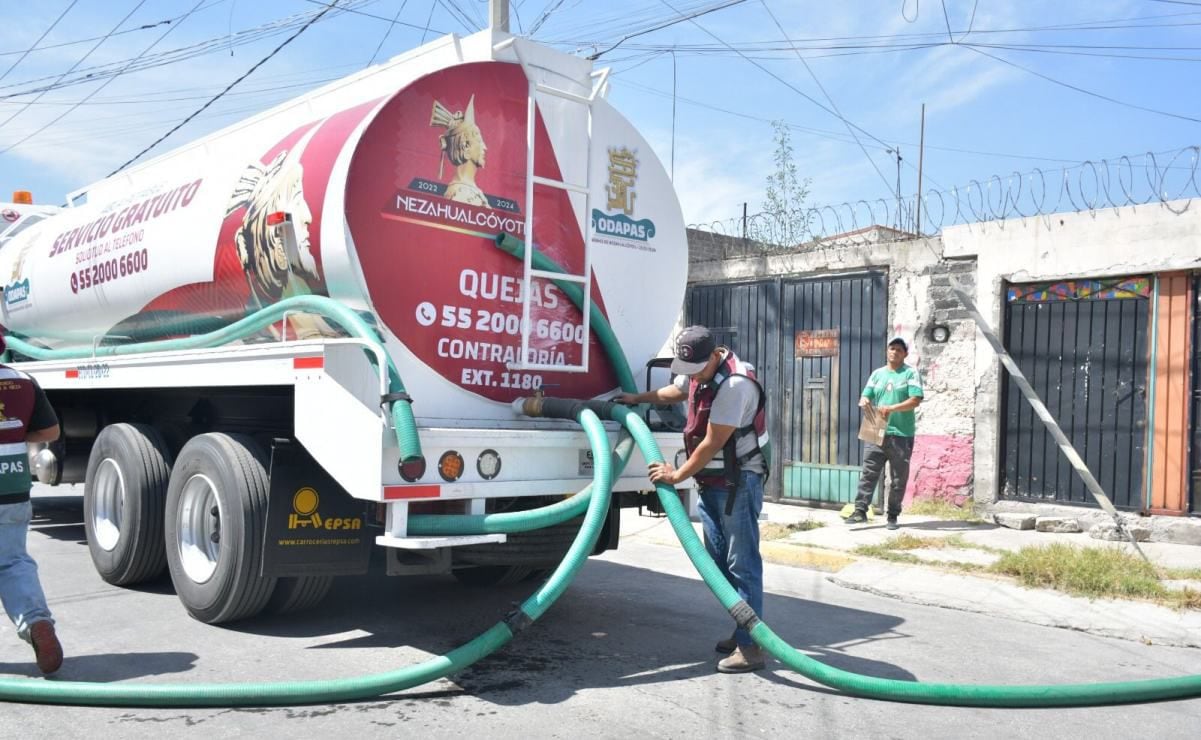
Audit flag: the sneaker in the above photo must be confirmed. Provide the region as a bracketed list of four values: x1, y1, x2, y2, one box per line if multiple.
[844, 511, 868, 525]
[886, 517, 899, 531]
[717, 644, 766, 673]
[715, 633, 738, 655]
[29, 620, 62, 675]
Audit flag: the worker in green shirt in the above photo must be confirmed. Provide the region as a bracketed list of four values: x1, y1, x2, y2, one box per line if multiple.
[846, 336, 924, 530]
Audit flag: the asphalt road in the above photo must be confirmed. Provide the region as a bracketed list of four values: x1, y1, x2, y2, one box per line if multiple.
[2, 491, 1199, 738]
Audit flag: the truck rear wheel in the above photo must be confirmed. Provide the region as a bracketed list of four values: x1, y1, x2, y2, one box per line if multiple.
[267, 576, 334, 614]
[83, 423, 172, 586]
[164, 433, 276, 624]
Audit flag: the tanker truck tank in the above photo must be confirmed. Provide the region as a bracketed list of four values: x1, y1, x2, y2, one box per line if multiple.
[0, 29, 692, 623]
[0, 30, 687, 425]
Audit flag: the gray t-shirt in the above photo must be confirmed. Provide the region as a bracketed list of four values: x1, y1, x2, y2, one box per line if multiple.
[674, 368, 766, 475]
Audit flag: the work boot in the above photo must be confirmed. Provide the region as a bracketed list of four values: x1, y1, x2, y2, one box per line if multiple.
[886, 516, 899, 531]
[844, 510, 868, 525]
[29, 620, 63, 675]
[715, 632, 738, 654]
[717, 644, 766, 674]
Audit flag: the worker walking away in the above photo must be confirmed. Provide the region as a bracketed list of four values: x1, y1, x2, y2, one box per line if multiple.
[0, 334, 64, 674]
[619, 325, 770, 673]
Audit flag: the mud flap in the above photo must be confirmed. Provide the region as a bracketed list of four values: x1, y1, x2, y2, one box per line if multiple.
[262, 439, 372, 577]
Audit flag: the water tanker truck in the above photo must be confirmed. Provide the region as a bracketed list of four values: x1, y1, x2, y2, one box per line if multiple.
[0, 29, 689, 624]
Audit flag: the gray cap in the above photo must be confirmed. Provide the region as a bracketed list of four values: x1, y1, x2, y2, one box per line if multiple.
[671, 325, 716, 375]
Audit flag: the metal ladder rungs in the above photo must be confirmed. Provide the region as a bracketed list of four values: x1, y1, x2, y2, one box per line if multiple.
[532, 175, 588, 194]
[530, 268, 586, 283]
[535, 83, 593, 105]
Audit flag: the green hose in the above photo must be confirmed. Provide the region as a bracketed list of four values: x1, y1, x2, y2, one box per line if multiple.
[494, 232, 637, 393]
[608, 404, 1201, 707]
[3, 295, 423, 468]
[0, 408, 614, 707]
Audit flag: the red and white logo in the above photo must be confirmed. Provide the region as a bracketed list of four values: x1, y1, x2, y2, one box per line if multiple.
[1, 209, 19, 223]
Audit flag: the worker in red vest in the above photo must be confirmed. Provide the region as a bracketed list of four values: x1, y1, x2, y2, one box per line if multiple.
[619, 326, 770, 673]
[0, 334, 63, 674]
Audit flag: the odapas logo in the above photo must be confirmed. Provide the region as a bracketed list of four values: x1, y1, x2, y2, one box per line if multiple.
[287, 487, 363, 531]
[592, 146, 656, 242]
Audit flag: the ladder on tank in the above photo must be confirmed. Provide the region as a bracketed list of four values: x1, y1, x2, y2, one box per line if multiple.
[496, 38, 610, 375]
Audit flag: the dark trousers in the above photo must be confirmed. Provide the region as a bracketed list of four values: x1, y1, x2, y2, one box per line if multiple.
[854, 435, 915, 518]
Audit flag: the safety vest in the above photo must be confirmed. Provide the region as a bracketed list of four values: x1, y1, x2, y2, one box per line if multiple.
[683, 350, 770, 489]
[0, 366, 35, 502]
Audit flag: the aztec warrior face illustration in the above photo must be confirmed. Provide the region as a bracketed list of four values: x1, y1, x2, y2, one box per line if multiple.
[431, 95, 490, 208]
[226, 149, 319, 305]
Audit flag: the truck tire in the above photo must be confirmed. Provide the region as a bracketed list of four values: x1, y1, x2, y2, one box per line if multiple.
[83, 423, 172, 586]
[267, 576, 334, 614]
[164, 433, 276, 624]
[453, 565, 532, 587]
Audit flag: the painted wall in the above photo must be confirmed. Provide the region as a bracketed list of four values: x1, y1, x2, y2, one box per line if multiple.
[942, 200, 1201, 504]
[688, 236, 978, 502]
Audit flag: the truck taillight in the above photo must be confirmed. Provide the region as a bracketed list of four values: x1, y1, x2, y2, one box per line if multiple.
[399, 456, 427, 482]
[266, 211, 290, 226]
[438, 451, 465, 482]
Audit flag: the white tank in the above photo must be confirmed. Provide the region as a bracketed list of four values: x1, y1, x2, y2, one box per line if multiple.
[0, 31, 687, 423]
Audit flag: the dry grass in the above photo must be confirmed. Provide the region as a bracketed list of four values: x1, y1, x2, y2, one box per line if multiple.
[760, 519, 824, 540]
[990, 543, 1201, 610]
[905, 498, 986, 523]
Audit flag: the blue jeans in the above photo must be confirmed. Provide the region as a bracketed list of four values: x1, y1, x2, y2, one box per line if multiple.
[0, 501, 53, 642]
[697, 471, 764, 648]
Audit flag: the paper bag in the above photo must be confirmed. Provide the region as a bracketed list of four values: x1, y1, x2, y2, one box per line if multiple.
[858, 404, 886, 446]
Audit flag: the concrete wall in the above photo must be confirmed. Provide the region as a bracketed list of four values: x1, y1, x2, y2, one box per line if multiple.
[941, 200, 1201, 504]
[688, 236, 979, 503]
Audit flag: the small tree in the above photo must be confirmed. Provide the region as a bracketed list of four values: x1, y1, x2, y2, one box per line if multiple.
[763, 120, 813, 247]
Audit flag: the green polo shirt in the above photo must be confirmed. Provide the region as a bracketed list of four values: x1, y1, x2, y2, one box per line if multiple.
[861, 364, 924, 437]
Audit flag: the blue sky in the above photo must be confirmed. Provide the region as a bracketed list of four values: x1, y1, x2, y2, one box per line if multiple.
[1, 1, 1198, 230]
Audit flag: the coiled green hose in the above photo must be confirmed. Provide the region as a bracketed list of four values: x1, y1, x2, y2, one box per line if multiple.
[0, 408, 614, 707]
[3, 295, 423, 468]
[608, 404, 1201, 707]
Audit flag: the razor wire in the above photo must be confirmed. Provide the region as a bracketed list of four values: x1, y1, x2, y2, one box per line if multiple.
[686, 146, 1201, 258]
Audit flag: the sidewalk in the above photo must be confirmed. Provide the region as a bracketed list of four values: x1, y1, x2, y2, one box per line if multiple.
[619, 502, 1201, 648]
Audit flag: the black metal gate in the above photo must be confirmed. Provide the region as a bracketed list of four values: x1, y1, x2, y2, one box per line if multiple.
[1000, 278, 1151, 509]
[686, 272, 887, 503]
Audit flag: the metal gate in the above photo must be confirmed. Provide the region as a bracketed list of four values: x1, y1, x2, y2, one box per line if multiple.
[1000, 277, 1151, 509]
[686, 272, 887, 503]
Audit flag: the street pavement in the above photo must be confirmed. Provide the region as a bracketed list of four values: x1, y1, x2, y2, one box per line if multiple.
[625, 502, 1201, 648]
[1, 489, 1199, 737]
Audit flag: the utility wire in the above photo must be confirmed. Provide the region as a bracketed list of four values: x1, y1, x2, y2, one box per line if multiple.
[0, 1, 147, 132]
[107, 0, 342, 176]
[528, 0, 568, 36]
[366, 0, 411, 67]
[655, 0, 897, 158]
[588, 1, 746, 59]
[760, 0, 898, 198]
[0, 1, 80, 83]
[966, 45, 1201, 124]
[2, 1, 204, 155]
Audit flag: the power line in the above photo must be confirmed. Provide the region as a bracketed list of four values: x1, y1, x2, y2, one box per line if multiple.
[528, 0, 568, 36]
[654, 0, 896, 157]
[966, 45, 1201, 124]
[107, 0, 342, 176]
[760, 0, 898, 198]
[2, 1, 205, 155]
[0, 1, 80, 83]
[0, 2, 219, 59]
[0, 3, 377, 98]
[0, 1, 147, 132]
[366, 0, 411, 67]
[587, 1, 746, 59]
